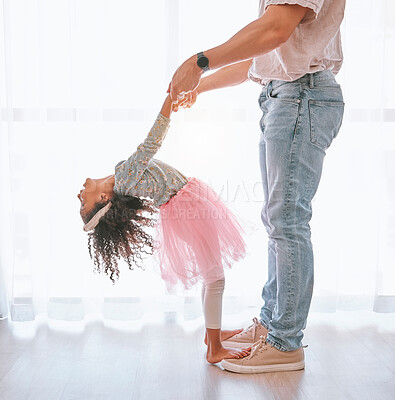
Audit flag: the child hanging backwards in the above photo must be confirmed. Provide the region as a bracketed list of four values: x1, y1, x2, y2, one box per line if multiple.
[77, 96, 250, 363]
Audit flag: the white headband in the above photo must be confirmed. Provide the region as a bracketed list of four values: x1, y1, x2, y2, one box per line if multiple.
[83, 202, 112, 232]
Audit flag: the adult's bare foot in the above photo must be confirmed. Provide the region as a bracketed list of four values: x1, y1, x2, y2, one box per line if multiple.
[206, 346, 250, 364]
[204, 329, 243, 345]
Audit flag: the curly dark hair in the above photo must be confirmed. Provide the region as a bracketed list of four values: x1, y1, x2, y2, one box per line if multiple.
[84, 194, 158, 284]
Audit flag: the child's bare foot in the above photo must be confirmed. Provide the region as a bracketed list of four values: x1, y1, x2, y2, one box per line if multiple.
[206, 346, 250, 364]
[204, 329, 243, 345]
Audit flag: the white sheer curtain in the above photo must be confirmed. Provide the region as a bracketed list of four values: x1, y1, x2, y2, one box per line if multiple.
[0, 0, 394, 322]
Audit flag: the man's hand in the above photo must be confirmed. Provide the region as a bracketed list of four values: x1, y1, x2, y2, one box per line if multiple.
[168, 56, 203, 103]
[169, 59, 253, 112]
[169, 59, 252, 112]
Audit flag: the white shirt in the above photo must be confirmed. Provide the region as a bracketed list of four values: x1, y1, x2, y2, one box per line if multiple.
[249, 0, 346, 85]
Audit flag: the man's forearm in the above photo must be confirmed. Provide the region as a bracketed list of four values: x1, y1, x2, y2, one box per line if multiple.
[203, 5, 308, 71]
[198, 59, 253, 94]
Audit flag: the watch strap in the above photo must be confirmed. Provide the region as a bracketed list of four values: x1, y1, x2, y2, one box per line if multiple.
[197, 52, 210, 72]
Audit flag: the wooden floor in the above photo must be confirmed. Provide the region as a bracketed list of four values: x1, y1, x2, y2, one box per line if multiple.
[0, 309, 394, 400]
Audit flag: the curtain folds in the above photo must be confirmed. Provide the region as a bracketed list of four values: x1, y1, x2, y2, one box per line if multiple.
[0, 267, 8, 319]
[0, 0, 394, 322]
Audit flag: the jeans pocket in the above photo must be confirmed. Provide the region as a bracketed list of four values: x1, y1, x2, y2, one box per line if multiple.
[258, 91, 267, 111]
[267, 82, 301, 105]
[308, 100, 345, 151]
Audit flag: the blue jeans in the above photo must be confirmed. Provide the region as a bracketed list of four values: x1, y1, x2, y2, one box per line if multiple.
[258, 70, 344, 351]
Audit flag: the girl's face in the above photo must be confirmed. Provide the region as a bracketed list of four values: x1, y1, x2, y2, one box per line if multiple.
[77, 175, 115, 220]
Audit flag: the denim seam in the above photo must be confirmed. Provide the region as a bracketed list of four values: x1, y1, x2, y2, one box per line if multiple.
[270, 71, 335, 91]
[260, 319, 270, 330]
[308, 99, 345, 151]
[266, 336, 287, 352]
[281, 93, 302, 326]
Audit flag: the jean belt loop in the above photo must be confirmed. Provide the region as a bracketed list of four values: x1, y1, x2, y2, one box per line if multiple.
[266, 81, 272, 97]
[309, 73, 314, 89]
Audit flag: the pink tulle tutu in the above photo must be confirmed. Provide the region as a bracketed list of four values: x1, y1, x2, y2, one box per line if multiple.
[155, 178, 246, 289]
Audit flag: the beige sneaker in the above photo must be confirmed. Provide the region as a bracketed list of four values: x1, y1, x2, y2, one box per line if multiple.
[222, 318, 269, 348]
[221, 335, 306, 373]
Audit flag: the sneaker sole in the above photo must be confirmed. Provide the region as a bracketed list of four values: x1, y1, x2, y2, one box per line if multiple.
[221, 359, 305, 374]
[221, 340, 254, 348]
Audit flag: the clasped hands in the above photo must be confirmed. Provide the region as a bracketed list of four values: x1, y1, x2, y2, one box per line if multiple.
[169, 89, 198, 112]
[167, 55, 204, 112]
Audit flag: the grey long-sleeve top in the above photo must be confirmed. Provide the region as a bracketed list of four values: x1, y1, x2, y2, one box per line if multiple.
[113, 114, 188, 207]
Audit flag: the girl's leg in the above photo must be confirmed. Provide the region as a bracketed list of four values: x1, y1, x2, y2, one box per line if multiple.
[186, 227, 249, 362]
[201, 283, 206, 309]
[202, 280, 242, 345]
[202, 277, 250, 363]
[203, 277, 224, 330]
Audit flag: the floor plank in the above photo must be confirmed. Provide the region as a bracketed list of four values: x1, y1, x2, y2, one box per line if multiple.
[0, 310, 394, 400]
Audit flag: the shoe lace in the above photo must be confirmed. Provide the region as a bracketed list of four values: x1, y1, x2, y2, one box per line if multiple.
[238, 317, 260, 337]
[250, 335, 268, 358]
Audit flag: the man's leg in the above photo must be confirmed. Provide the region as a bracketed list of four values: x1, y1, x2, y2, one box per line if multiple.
[261, 73, 344, 352]
[258, 93, 278, 329]
[221, 71, 344, 372]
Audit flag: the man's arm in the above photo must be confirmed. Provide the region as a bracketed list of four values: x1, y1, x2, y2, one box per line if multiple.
[173, 60, 252, 111]
[199, 59, 253, 94]
[169, 4, 309, 101]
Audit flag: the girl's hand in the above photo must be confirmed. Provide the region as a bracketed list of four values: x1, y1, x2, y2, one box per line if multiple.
[172, 88, 199, 112]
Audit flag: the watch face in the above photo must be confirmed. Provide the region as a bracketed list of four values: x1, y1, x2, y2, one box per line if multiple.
[197, 55, 209, 69]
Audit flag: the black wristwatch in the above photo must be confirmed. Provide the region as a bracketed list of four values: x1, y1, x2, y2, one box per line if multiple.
[197, 52, 210, 72]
